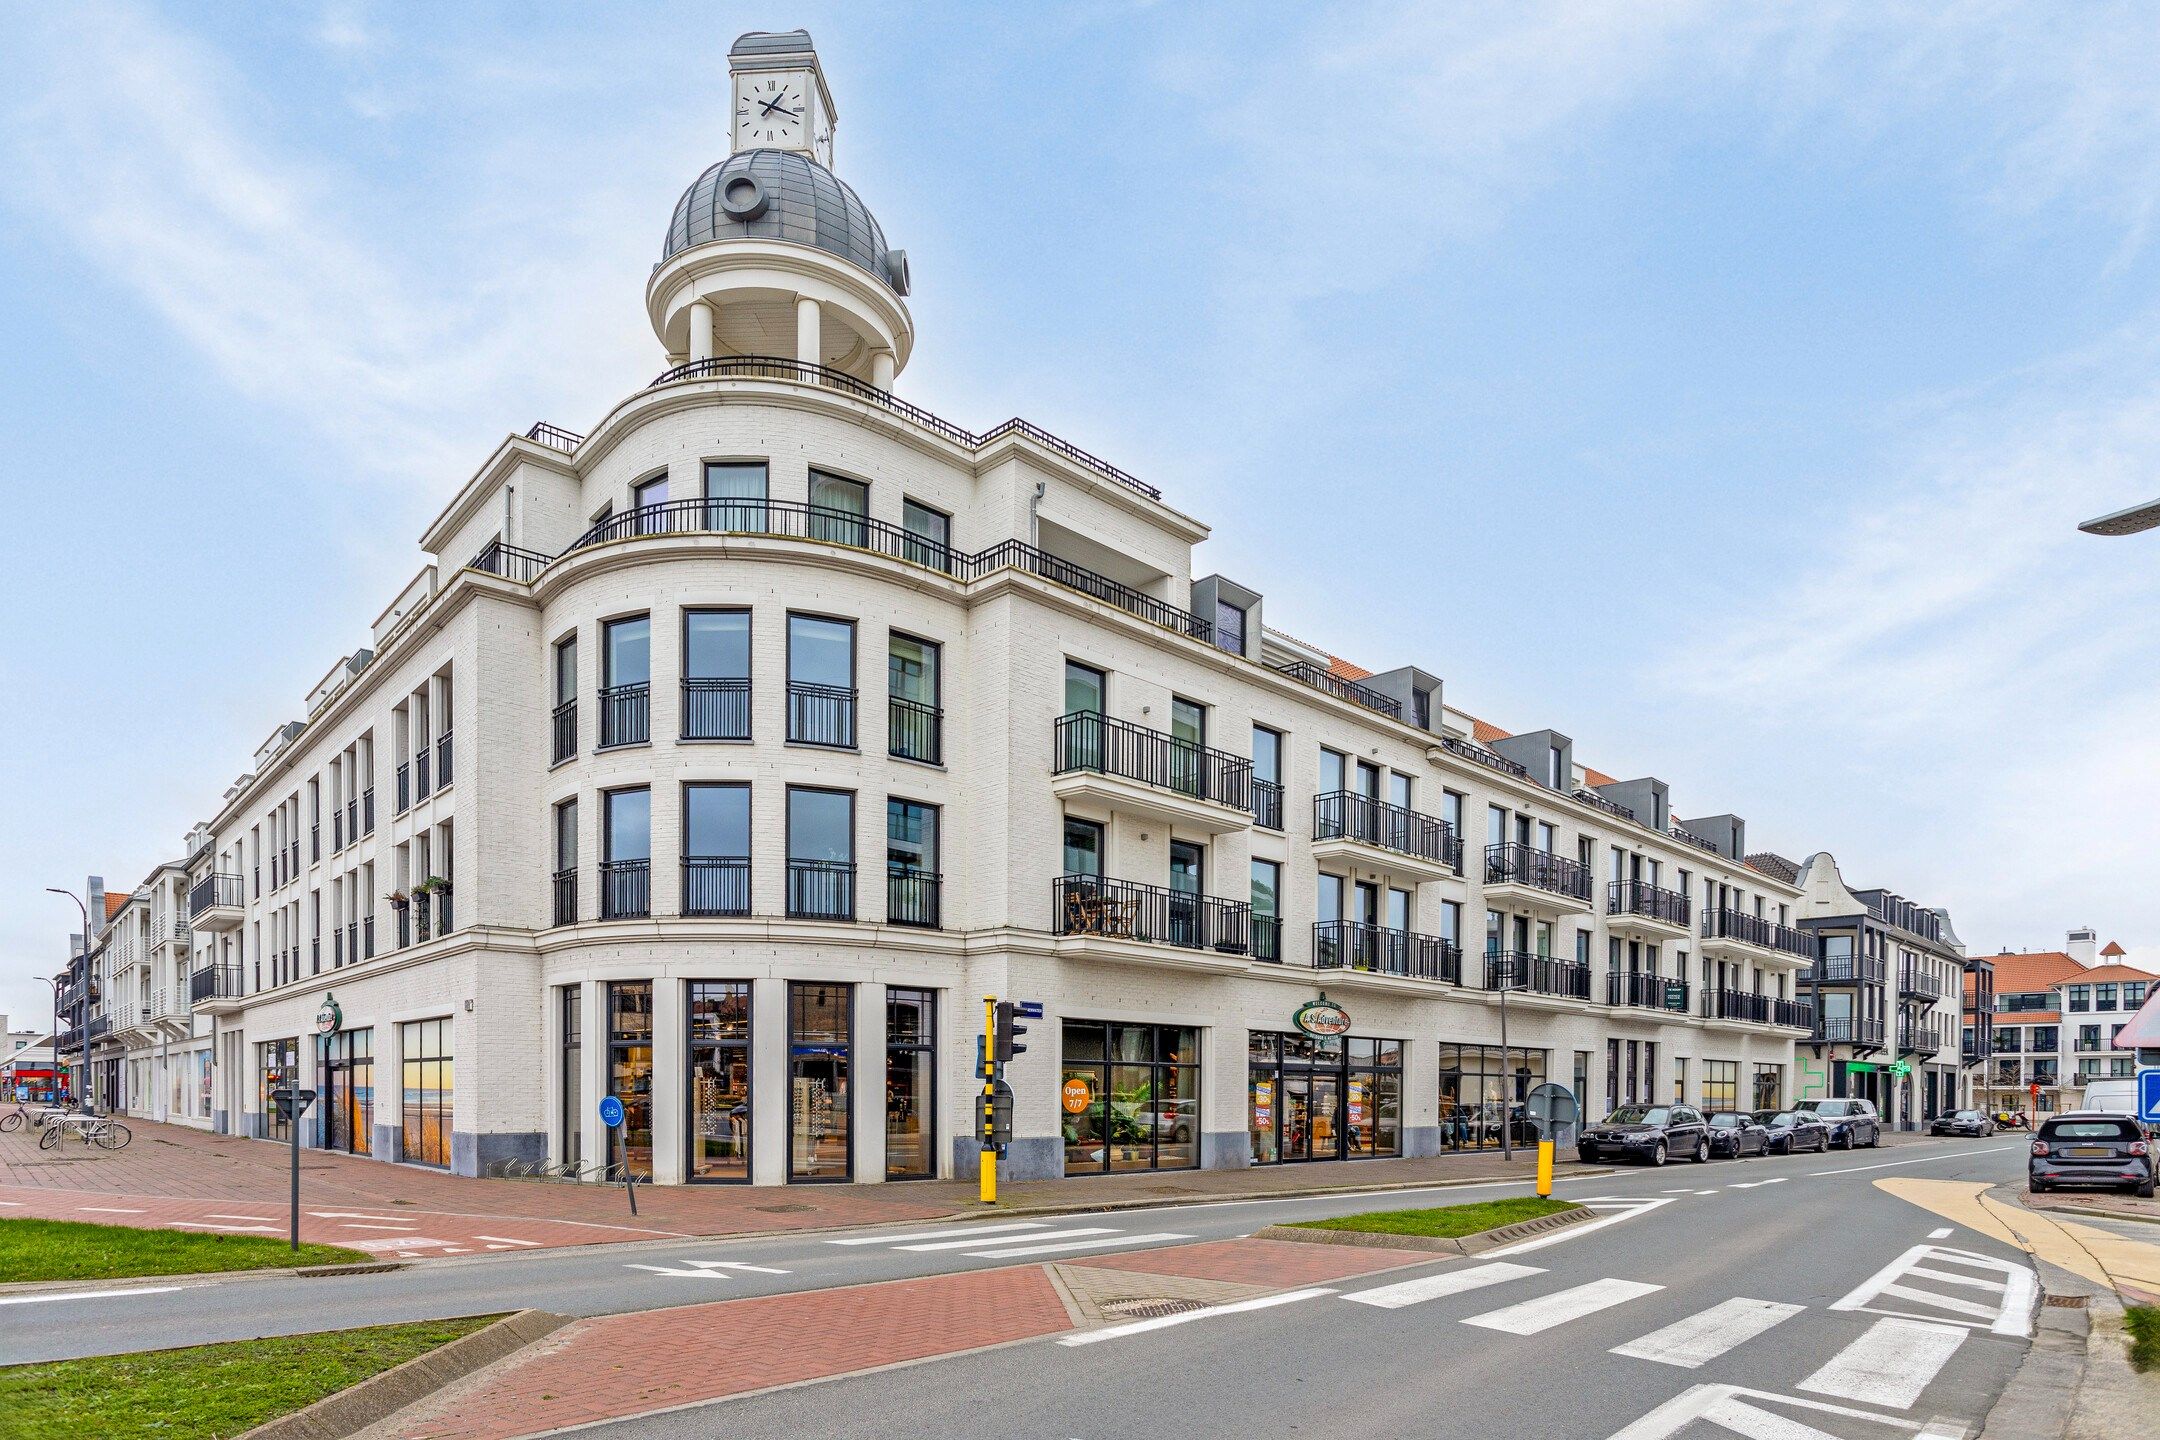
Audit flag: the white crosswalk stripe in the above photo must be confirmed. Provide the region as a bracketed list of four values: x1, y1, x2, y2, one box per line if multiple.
[1342, 1262, 1545, 1309]
[965, 1230, 1192, 1259]
[825, 1220, 1192, 1261]
[1610, 1297, 1804, 1368]
[1830, 1243, 2036, 1337]
[1798, 1316, 1966, 1411]
[827, 1221, 1048, 1247]
[1462, 1277, 1663, 1334]
[896, 1226, 1118, 1253]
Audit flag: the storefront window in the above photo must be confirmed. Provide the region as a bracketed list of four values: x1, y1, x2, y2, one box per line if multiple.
[886, 989, 936, 1179]
[399, 1018, 453, 1168]
[789, 983, 852, 1181]
[1249, 1032, 1402, 1163]
[1752, 1063, 1783, 1111]
[606, 982, 653, 1180]
[323, 1028, 373, 1156]
[259, 1038, 297, 1143]
[1062, 1021, 1199, 1174]
[688, 981, 751, 1182]
[1437, 1043, 1547, 1150]
[1703, 1059, 1739, 1112]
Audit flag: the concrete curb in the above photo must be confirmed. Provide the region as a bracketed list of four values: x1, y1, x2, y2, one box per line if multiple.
[0, 1259, 403, 1297]
[1252, 1203, 1590, 1255]
[969, 1167, 1619, 1224]
[237, 1309, 574, 1440]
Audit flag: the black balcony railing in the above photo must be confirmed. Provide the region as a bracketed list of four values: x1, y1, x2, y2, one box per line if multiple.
[311, 825, 320, 864]
[968, 540, 1210, 641]
[552, 867, 577, 926]
[437, 886, 453, 935]
[1609, 880, 1690, 927]
[1572, 788, 1635, 821]
[1808, 956, 1889, 986]
[396, 761, 410, 812]
[551, 699, 576, 763]
[1270, 661, 1401, 719]
[1668, 825, 1720, 854]
[1052, 874, 1251, 954]
[468, 540, 551, 583]
[787, 681, 857, 748]
[332, 813, 344, 852]
[1486, 951, 1592, 1000]
[599, 682, 650, 748]
[525, 420, 584, 452]
[565, 493, 964, 576]
[1769, 923, 1815, 959]
[189, 873, 244, 917]
[1609, 970, 1691, 1012]
[1483, 844, 1592, 902]
[1252, 914, 1282, 962]
[437, 732, 454, 789]
[1251, 778, 1283, 831]
[1899, 1022, 1945, 1055]
[887, 867, 941, 928]
[396, 906, 410, 949]
[1313, 921, 1460, 982]
[189, 964, 242, 1003]
[1314, 792, 1460, 868]
[599, 859, 650, 920]
[787, 859, 856, 920]
[1817, 1017, 1887, 1048]
[682, 857, 751, 917]
[1701, 908, 1771, 948]
[1898, 964, 1943, 1001]
[363, 915, 374, 958]
[1440, 734, 1530, 778]
[1052, 711, 1252, 809]
[414, 748, 431, 802]
[362, 787, 375, 834]
[888, 695, 942, 764]
[682, 678, 751, 741]
[1770, 996, 1814, 1028]
[1705, 988, 1770, 1024]
[344, 921, 357, 965]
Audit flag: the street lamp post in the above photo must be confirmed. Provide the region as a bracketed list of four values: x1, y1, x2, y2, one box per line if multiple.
[2079, 496, 2160, 536]
[45, 888, 91, 1113]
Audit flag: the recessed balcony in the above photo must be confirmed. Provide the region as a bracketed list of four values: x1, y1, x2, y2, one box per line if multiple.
[1897, 963, 1944, 1001]
[1700, 989, 1814, 1031]
[1606, 881, 1690, 940]
[1050, 712, 1253, 834]
[1481, 845, 1593, 915]
[1311, 792, 1462, 887]
[1485, 950, 1592, 1001]
[1606, 969, 1692, 1014]
[1817, 1017, 1887, 1051]
[1311, 920, 1462, 984]
[1700, 908, 1817, 965]
[188, 873, 245, 933]
[1052, 874, 1251, 960]
[1804, 955, 1889, 987]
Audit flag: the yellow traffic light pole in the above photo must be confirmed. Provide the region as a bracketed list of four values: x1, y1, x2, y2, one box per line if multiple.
[980, 993, 998, 1204]
[1536, 1137, 1554, 1198]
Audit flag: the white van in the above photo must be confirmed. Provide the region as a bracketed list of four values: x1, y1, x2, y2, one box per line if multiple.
[2079, 1079, 2138, 1115]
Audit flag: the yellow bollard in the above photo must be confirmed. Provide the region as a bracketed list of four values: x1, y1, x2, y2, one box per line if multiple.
[1536, 1139, 1554, 1198]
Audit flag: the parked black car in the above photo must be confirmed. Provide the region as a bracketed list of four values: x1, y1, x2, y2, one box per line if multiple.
[1930, 1109, 1996, 1138]
[1707, 1111, 1770, 1158]
[1754, 1109, 1831, 1154]
[1802, 1098, 1881, 1149]
[1578, 1104, 1711, 1166]
[2029, 1112, 2155, 1198]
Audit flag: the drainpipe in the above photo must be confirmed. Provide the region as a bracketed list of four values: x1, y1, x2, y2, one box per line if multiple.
[1028, 480, 1046, 548]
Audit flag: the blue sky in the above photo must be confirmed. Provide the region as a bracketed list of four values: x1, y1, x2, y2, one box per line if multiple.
[5, 2, 2160, 1029]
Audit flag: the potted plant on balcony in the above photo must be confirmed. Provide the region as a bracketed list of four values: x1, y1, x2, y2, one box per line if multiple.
[384, 889, 409, 908]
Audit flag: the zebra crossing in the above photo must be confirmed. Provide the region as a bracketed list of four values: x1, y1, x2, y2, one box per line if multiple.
[824, 1219, 1194, 1260]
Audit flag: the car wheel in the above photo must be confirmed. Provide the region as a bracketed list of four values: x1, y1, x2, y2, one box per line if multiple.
[2138, 1178, 2156, 1200]
[2028, 1179, 2048, 1194]
[1650, 1141, 1668, 1167]
[1692, 1137, 1711, 1163]
[1866, 1128, 1880, 1148]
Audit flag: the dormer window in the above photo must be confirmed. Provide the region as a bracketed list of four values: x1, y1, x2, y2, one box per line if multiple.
[1214, 599, 1246, 656]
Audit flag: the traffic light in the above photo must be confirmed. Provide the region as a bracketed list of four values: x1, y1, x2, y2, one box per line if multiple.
[993, 1001, 1028, 1063]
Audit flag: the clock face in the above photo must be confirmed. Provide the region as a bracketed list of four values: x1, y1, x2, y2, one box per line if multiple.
[735, 74, 807, 150]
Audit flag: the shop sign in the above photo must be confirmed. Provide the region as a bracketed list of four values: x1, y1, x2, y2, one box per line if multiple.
[1061, 1076, 1093, 1114]
[314, 995, 342, 1036]
[1252, 1080, 1273, 1127]
[1348, 1078, 1365, 1125]
[1293, 994, 1351, 1037]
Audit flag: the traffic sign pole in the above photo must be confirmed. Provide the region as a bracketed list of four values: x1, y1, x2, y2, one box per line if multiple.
[979, 994, 997, 1205]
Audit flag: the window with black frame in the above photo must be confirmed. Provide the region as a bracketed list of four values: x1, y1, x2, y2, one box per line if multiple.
[605, 981, 653, 1180]
[399, 1018, 453, 1169]
[1248, 1032, 1403, 1164]
[600, 616, 650, 748]
[703, 461, 768, 532]
[682, 609, 751, 741]
[601, 788, 651, 920]
[887, 633, 941, 763]
[787, 615, 856, 747]
[683, 783, 750, 917]
[552, 634, 578, 762]
[886, 799, 939, 928]
[788, 982, 852, 1181]
[688, 981, 750, 1182]
[787, 787, 854, 920]
[886, 988, 935, 1179]
[1437, 1042, 1547, 1151]
[808, 470, 868, 548]
[1250, 859, 1281, 962]
[560, 986, 581, 1167]
[259, 1038, 297, 1143]
[901, 498, 951, 571]
[1060, 1020, 1199, 1174]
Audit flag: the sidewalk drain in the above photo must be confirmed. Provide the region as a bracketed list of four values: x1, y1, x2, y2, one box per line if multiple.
[755, 1203, 815, 1213]
[2043, 1295, 2089, 1308]
[1099, 1297, 1207, 1320]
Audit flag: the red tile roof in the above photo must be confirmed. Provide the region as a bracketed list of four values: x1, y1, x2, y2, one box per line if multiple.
[1471, 718, 1509, 745]
[103, 892, 127, 921]
[1975, 951, 2084, 993]
[1326, 656, 1374, 682]
[2060, 964, 2157, 985]
[2101, 941, 2126, 957]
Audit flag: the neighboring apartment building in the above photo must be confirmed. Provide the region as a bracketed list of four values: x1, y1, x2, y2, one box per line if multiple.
[82, 862, 216, 1127]
[1784, 853, 1968, 1128]
[1971, 931, 2155, 1116]
[130, 32, 1842, 1185]
[0, 1028, 58, 1102]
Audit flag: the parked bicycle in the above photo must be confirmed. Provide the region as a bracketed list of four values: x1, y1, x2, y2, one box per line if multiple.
[0, 1102, 68, 1133]
[37, 1113, 130, 1150]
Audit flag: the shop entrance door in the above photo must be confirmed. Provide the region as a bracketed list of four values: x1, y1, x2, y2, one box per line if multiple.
[1281, 1076, 1313, 1161]
[1307, 1073, 1340, 1160]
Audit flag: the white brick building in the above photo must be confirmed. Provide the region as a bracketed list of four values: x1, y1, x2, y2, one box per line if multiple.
[123, 32, 1895, 1185]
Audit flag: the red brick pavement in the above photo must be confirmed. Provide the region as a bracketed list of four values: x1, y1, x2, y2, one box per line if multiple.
[386, 1265, 1076, 1439]
[1074, 1235, 1432, 1286]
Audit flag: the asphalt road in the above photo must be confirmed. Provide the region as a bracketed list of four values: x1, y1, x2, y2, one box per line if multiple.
[2, 1133, 2024, 1395]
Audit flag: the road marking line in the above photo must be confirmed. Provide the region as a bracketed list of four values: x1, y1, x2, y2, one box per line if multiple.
[828, 1222, 1048, 1247]
[1905, 1265, 2007, 1292]
[1462, 1278, 1663, 1334]
[207, 1214, 277, 1222]
[1485, 1197, 1674, 1257]
[0, 1286, 186, 1307]
[472, 1235, 540, 1247]
[1610, 1297, 1804, 1368]
[308, 1211, 410, 1220]
[1342, 1261, 1544, 1309]
[1808, 1144, 2019, 1177]
[1799, 1316, 1964, 1410]
[339, 1222, 419, 1231]
[1058, 1287, 1336, 1346]
[1928, 1227, 1954, 1239]
[1692, 1189, 1718, 1195]
[966, 1231, 1190, 1259]
[1726, 1178, 1788, 1189]
[1830, 1243, 2036, 1336]
[1877, 1283, 1997, 1320]
[898, 1226, 1116, 1253]
[1606, 1383, 1957, 1440]
[77, 1206, 146, 1213]
[174, 1222, 280, 1233]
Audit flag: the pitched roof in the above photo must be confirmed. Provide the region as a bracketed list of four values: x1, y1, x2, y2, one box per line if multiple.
[1326, 655, 1374, 682]
[2101, 941, 2126, 957]
[1471, 717, 1509, 744]
[1581, 766, 1618, 787]
[2059, 963, 2158, 985]
[1744, 852, 1801, 885]
[103, 892, 128, 921]
[1977, 951, 2084, 993]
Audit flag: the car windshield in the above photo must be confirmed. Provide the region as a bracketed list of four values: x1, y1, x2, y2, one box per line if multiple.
[2042, 1120, 2139, 1140]
[1605, 1107, 1669, 1126]
[1766, 1112, 1799, 1125]
[1813, 1102, 1854, 1116]
[1709, 1113, 1744, 1128]
[1954, 1110, 1983, 1121]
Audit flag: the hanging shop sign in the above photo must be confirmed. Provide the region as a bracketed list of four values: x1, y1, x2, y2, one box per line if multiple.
[1293, 994, 1351, 1037]
[315, 995, 343, 1037]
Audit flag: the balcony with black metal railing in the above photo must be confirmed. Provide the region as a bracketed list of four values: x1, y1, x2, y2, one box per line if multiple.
[1607, 969, 1691, 1014]
[437, 731, 454, 789]
[1805, 954, 1889, 986]
[599, 859, 650, 920]
[887, 866, 941, 928]
[1440, 734, 1530, 779]
[1816, 1017, 1887, 1049]
[787, 681, 857, 749]
[599, 683, 650, 748]
[188, 873, 245, 932]
[1313, 920, 1462, 983]
[1052, 874, 1251, 957]
[552, 868, 577, 926]
[396, 760, 411, 812]
[1485, 950, 1592, 1000]
[1899, 1021, 1946, 1056]
[682, 857, 751, 918]
[1607, 880, 1690, 938]
[787, 859, 856, 921]
[1897, 963, 1944, 1001]
[189, 963, 244, 1009]
[1312, 791, 1462, 884]
[362, 786, 375, 834]
[888, 695, 941, 765]
[1270, 661, 1401, 719]
[683, 678, 752, 742]
[1251, 778, 1283, 831]
[1702, 988, 1814, 1030]
[1482, 845, 1593, 912]
[1252, 914, 1282, 963]
[413, 747, 432, 802]
[1051, 711, 1253, 832]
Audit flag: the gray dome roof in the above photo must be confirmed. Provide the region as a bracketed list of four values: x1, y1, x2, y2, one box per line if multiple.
[663, 149, 906, 294]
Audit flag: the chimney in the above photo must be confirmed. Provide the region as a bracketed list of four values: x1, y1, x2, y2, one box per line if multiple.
[2066, 927, 2097, 968]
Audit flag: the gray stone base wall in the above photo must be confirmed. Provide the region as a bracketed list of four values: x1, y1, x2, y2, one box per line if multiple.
[461, 1130, 546, 1177]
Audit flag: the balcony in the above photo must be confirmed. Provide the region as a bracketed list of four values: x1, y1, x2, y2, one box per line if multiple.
[1312, 792, 1462, 886]
[1252, 778, 1283, 831]
[1898, 964, 1943, 1001]
[681, 678, 751, 742]
[787, 682, 857, 748]
[1253, 914, 1282, 963]
[682, 857, 751, 918]
[1702, 989, 1814, 1030]
[396, 761, 410, 813]
[552, 868, 577, 926]
[887, 867, 941, 928]
[1052, 875, 1251, 957]
[188, 873, 245, 932]
[888, 695, 941, 765]
[1806, 955, 1889, 986]
[787, 859, 856, 921]
[1899, 1022, 1946, 1056]
[1313, 921, 1461, 983]
[600, 682, 650, 748]
[1050, 712, 1253, 833]
[437, 732, 454, 789]
[1700, 909, 1816, 964]
[1270, 661, 1401, 719]
[1439, 734, 1530, 779]
[363, 787, 375, 834]
[1481, 845, 1592, 913]
[189, 963, 244, 1011]
[971, 540, 1210, 641]
[552, 699, 576, 763]
[599, 859, 650, 920]
[1817, 1017, 1887, 1050]
[414, 748, 432, 802]
[1607, 881, 1690, 940]
[1486, 951, 1592, 1000]
[1607, 970, 1691, 1014]
[568, 493, 965, 579]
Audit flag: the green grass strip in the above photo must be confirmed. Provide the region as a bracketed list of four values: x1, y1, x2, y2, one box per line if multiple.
[2127, 1304, 2160, 1373]
[1288, 1195, 1579, 1238]
[0, 1317, 498, 1440]
[0, 1216, 369, 1283]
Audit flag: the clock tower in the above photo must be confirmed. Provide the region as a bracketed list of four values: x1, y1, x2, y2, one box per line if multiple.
[729, 30, 835, 168]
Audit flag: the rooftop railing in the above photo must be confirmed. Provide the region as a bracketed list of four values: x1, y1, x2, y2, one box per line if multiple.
[1440, 734, 1530, 778]
[525, 421, 584, 453]
[1270, 661, 1401, 719]
[1573, 788, 1635, 820]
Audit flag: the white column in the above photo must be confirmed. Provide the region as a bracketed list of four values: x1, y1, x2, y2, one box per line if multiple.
[651, 979, 685, 1184]
[870, 348, 895, 390]
[795, 295, 821, 371]
[581, 979, 606, 1175]
[689, 300, 715, 362]
[752, 976, 789, 1184]
[855, 982, 887, 1183]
